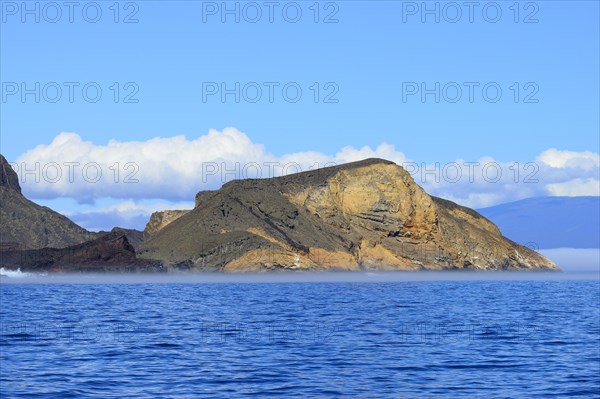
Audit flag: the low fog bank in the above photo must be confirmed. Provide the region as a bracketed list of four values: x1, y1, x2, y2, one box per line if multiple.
[1, 270, 598, 286]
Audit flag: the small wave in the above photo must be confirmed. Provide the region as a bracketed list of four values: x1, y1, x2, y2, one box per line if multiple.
[0, 267, 38, 278]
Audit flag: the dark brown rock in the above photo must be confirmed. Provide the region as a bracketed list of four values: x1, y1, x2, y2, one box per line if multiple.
[0, 231, 164, 272]
[96, 227, 150, 251]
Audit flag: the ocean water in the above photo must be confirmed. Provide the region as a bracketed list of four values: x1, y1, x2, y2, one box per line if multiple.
[1, 275, 599, 398]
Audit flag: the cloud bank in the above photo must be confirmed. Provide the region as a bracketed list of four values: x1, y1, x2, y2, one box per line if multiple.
[13, 128, 409, 202]
[10, 128, 599, 230]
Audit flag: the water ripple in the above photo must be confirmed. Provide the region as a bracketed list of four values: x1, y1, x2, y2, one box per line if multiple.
[1, 280, 599, 398]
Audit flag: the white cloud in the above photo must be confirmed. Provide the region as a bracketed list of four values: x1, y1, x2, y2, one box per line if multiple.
[546, 178, 600, 196]
[413, 154, 599, 208]
[336, 143, 408, 165]
[537, 148, 600, 169]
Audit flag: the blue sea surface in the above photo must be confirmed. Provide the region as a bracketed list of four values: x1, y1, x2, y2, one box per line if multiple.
[1, 276, 599, 398]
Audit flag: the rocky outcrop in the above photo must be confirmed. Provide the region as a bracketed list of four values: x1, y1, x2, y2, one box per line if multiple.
[98, 227, 149, 250]
[144, 210, 190, 235]
[0, 154, 97, 250]
[0, 231, 164, 272]
[139, 159, 558, 272]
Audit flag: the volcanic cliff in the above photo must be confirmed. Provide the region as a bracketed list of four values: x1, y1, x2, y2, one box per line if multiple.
[138, 159, 558, 271]
[0, 154, 97, 250]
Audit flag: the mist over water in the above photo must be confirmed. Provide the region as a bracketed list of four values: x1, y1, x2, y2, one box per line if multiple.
[0, 269, 598, 285]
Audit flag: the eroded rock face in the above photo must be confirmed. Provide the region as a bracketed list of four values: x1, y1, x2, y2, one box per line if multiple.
[0, 154, 98, 250]
[144, 210, 190, 235]
[139, 159, 558, 272]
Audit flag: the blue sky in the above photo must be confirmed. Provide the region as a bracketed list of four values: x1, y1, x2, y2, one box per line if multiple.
[1, 0, 599, 230]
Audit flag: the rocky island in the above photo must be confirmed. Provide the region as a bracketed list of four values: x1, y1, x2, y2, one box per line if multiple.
[0, 154, 558, 272]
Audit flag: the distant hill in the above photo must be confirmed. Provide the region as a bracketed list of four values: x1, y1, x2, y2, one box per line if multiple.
[477, 197, 600, 249]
